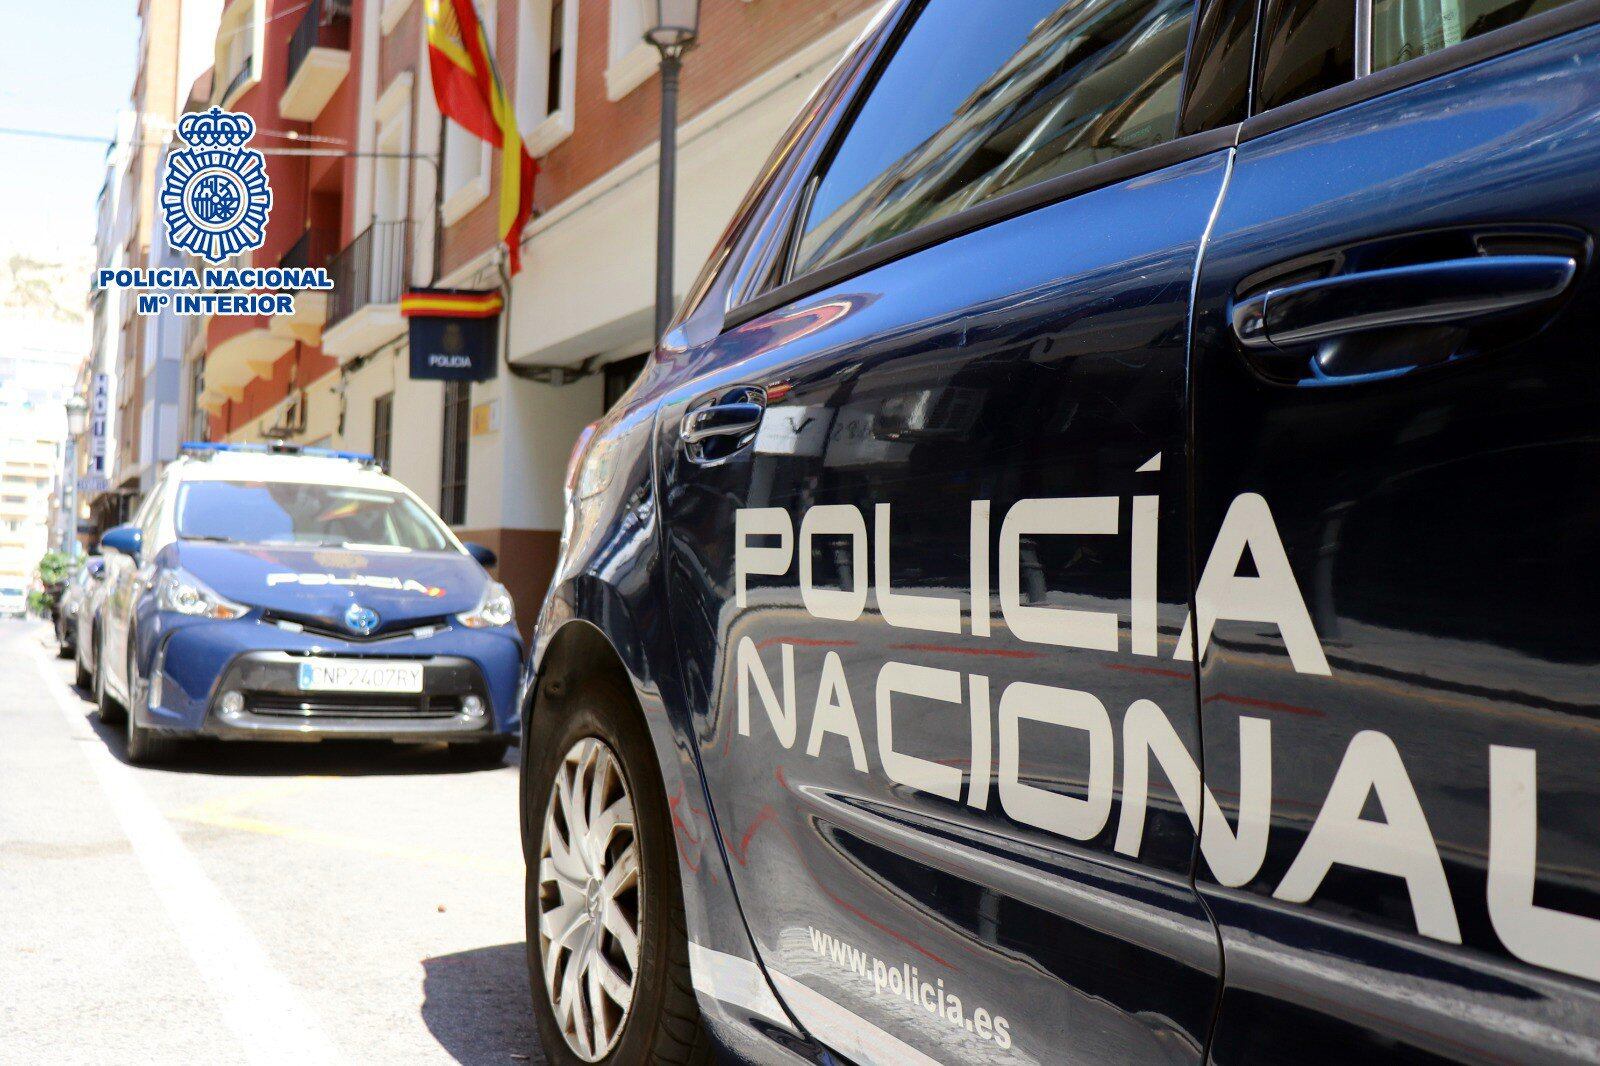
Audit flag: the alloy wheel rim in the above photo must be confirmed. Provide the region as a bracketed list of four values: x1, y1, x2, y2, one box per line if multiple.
[537, 736, 641, 1061]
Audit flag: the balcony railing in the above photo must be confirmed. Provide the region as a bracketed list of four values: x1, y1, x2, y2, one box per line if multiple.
[286, 0, 352, 88]
[280, 226, 336, 271]
[327, 220, 410, 329]
[220, 57, 254, 105]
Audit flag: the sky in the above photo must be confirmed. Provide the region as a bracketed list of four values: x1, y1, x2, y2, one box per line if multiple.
[0, 1, 139, 258]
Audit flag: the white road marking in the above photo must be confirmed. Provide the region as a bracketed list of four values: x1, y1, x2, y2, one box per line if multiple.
[32, 643, 343, 1065]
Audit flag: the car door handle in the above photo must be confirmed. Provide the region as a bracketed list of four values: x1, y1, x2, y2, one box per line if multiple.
[1231, 255, 1578, 351]
[681, 401, 765, 445]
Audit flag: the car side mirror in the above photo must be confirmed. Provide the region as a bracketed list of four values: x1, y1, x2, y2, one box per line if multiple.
[100, 524, 143, 561]
[462, 541, 497, 568]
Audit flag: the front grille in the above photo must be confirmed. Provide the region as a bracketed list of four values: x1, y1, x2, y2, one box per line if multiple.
[260, 610, 453, 641]
[247, 693, 460, 720]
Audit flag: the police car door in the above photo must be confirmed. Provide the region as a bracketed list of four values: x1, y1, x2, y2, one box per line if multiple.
[660, 1, 1251, 1060]
[1187, 2, 1600, 1060]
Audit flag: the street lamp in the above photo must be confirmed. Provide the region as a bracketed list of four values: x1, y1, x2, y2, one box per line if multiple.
[641, 0, 702, 344]
[62, 395, 89, 557]
[65, 394, 88, 437]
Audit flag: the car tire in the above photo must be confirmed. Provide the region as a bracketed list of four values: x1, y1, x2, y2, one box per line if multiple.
[123, 645, 177, 766]
[447, 738, 512, 767]
[73, 655, 91, 691]
[524, 675, 711, 1066]
[94, 630, 125, 727]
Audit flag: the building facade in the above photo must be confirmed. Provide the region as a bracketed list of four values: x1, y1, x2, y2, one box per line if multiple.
[118, 0, 884, 628]
[77, 0, 224, 537]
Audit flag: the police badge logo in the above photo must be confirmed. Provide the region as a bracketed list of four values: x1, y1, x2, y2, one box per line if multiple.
[160, 107, 272, 263]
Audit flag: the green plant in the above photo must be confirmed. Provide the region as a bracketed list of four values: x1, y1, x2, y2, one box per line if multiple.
[37, 550, 72, 587]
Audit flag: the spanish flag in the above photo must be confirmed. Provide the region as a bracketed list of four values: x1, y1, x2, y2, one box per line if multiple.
[423, 0, 538, 274]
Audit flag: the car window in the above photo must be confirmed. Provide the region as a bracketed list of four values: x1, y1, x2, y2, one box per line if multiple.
[1255, 0, 1356, 110]
[1371, 0, 1583, 70]
[789, 0, 1197, 279]
[174, 480, 455, 551]
[1258, 0, 1587, 111]
[139, 482, 168, 545]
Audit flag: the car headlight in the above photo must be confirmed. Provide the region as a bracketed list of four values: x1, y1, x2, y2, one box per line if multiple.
[156, 569, 249, 620]
[457, 581, 515, 629]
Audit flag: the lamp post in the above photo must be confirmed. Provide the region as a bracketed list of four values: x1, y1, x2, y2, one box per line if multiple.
[641, 0, 703, 344]
[63, 395, 89, 558]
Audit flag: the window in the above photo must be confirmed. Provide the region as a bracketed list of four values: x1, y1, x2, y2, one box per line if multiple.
[374, 83, 412, 223]
[1371, 0, 1582, 71]
[516, 0, 577, 154]
[188, 357, 208, 441]
[440, 5, 493, 221]
[1259, 0, 1584, 112]
[441, 120, 490, 220]
[176, 481, 452, 550]
[440, 380, 471, 526]
[1256, 0, 1355, 109]
[372, 392, 393, 471]
[548, 2, 565, 113]
[216, 1, 258, 106]
[606, 0, 657, 100]
[790, 0, 1197, 279]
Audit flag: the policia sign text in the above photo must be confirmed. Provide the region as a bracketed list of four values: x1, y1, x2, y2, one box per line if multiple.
[401, 288, 502, 382]
[733, 488, 1600, 986]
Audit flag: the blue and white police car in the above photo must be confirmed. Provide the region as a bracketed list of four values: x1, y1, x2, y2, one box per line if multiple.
[94, 442, 521, 764]
[522, 0, 1600, 1062]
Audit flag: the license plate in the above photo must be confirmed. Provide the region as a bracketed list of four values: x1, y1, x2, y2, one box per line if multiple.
[296, 659, 424, 693]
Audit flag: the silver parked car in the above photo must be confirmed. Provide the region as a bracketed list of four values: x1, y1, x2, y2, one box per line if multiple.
[55, 558, 105, 661]
[70, 558, 109, 690]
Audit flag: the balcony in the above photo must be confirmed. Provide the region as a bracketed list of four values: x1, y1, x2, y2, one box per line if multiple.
[280, 0, 351, 122]
[220, 56, 255, 108]
[270, 227, 336, 344]
[202, 307, 293, 410]
[322, 221, 410, 359]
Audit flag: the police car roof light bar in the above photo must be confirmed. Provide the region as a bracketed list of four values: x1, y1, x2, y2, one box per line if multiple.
[180, 441, 375, 464]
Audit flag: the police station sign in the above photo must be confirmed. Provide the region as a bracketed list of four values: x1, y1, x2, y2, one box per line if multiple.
[401, 289, 502, 382]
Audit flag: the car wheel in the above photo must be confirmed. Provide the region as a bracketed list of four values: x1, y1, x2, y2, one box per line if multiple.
[94, 631, 125, 727]
[73, 653, 91, 691]
[525, 678, 710, 1065]
[446, 738, 512, 767]
[123, 645, 176, 766]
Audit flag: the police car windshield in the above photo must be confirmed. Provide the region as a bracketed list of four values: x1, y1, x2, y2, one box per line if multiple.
[175, 480, 454, 551]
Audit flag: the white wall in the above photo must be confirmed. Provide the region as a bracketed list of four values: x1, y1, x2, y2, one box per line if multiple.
[464, 371, 604, 531]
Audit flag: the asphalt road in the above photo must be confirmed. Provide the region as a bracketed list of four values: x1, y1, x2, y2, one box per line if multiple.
[0, 618, 546, 1064]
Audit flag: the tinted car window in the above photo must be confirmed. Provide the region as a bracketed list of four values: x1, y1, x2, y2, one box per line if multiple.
[175, 480, 454, 551]
[1372, 0, 1582, 70]
[1255, 0, 1356, 110]
[791, 0, 1197, 278]
[1179, 0, 1255, 134]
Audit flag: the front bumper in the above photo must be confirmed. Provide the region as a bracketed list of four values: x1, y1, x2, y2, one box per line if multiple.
[138, 613, 523, 741]
[200, 651, 499, 742]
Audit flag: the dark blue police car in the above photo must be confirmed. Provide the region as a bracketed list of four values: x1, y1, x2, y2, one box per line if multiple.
[523, 0, 1600, 1061]
[94, 442, 521, 765]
